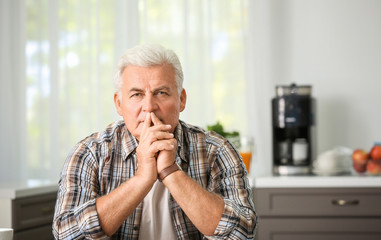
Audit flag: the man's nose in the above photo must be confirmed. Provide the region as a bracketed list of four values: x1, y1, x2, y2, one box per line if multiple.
[142, 95, 158, 112]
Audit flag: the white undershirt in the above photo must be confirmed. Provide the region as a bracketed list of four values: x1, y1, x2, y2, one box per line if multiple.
[138, 180, 177, 240]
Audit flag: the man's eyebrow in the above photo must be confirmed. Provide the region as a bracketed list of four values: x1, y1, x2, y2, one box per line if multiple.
[128, 88, 144, 93]
[128, 86, 172, 93]
[154, 86, 171, 92]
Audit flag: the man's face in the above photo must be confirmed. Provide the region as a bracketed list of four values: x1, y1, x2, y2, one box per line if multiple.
[114, 64, 186, 140]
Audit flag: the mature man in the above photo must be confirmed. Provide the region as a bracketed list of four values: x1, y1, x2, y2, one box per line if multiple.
[53, 44, 256, 239]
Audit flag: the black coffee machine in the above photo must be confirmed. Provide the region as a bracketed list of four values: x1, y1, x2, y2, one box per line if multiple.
[272, 83, 316, 175]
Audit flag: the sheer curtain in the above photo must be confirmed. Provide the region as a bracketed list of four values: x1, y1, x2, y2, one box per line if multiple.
[0, 0, 27, 182]
[139, 0, 249, 132]
[0, 0, 261, 182]
[1, 0, 139, 182]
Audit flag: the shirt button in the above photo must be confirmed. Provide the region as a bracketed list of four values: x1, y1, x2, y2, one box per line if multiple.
[133, 226, 139, 231]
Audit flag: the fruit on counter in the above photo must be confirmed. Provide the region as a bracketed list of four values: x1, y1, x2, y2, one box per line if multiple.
[352, 162, 367, 173]
[366, 160, 381, 175]
[370, 144, 381, 162]
[352, 149, 369, 174]
[351, 143, 381, 175]
[352, 149, 369, 165]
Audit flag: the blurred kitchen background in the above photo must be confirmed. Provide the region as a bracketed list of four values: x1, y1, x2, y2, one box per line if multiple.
[1, 0, 381, 183]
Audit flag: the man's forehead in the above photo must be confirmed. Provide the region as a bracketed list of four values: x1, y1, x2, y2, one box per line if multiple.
[122, 63, 174, 73]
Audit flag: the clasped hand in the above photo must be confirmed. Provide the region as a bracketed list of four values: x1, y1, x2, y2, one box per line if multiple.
[135, 112, 177, 183]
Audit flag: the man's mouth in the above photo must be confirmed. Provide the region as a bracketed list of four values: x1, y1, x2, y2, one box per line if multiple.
[138, 120, 154, 127]
[138, 115, 164, 126]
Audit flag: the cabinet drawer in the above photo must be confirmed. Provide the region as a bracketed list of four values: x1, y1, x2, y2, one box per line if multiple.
[12, 192, 57, 231]
[257, 217, 381, 240]
[14, 224, 54, 240]
[255, 188, 381, 217]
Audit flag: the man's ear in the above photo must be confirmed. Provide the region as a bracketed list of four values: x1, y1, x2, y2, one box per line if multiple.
[114, 92, 122, 116]
[180, 89, 187, 112]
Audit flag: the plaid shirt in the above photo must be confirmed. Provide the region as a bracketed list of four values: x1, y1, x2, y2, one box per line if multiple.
[53, 120, 257, 239]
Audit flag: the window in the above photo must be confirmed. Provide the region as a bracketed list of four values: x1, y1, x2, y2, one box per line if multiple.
[25, 0, 120, 179]
[1, 0, 249, 181]
[139, 0, 248, 131]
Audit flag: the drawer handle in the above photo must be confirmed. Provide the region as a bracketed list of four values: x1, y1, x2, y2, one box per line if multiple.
[41, 206, 54, 214]
[332, 199, 359, 206]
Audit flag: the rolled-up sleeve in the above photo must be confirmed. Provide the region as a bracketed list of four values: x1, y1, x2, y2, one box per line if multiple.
[207, 142, 257, 239]
[52, 143, 107, 240]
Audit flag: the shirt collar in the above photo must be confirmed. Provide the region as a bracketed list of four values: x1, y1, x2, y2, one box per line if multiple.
[121, 124, 138, 161]
[174, 120, 189, 163]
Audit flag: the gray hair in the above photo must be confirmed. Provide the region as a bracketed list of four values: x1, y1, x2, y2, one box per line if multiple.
[114, 44, 184, 96]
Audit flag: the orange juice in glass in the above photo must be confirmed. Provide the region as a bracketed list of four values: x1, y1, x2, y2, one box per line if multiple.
[239, 136, 254, 173]
[240, 152, 252, 173]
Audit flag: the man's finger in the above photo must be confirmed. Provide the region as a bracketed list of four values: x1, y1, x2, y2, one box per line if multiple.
[143, 112, 152, 130]
[151, 112, 163, 126]
[151, 139, 176, 152]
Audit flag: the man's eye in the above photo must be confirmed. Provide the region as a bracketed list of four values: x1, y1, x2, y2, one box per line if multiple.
[157, 91, 168, 96]
[130, 93, 142, 98]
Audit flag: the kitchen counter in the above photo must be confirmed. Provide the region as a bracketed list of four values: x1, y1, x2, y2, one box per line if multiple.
[0, 179, 58, 199]
[251, 174, 381, 188]
[253, 175, 381, 240]
[2, 175, 380, 194]
[0, 179, 57, 239]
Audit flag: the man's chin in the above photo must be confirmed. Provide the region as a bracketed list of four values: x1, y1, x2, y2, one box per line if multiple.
[132, 130, 141, 142]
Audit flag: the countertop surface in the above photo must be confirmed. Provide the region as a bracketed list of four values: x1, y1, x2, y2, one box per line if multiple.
[252, 174, 381, 188]
[1, 174, 381, 199]
[0, 179, 58, 199]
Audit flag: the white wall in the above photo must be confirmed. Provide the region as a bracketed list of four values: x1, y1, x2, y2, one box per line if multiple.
[249, 0, 381, 176]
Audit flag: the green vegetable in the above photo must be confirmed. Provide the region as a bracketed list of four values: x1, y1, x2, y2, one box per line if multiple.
[207, 121, 240, 148]
[207, 121, 239, 138]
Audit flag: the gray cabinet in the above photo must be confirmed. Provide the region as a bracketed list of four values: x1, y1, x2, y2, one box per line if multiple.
[254, 187, 381, 240]
[12, 192, 57, 240]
